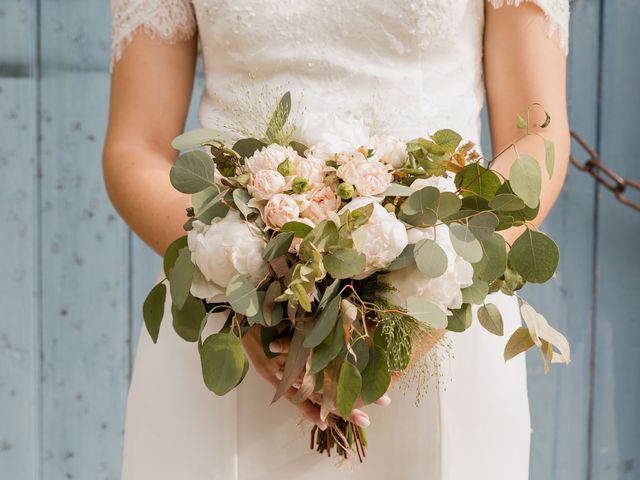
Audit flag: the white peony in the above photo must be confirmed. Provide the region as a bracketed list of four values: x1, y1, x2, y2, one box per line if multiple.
[300, 184, 341, 225]
[371, 134, 409, 169]
[340, 197, 408, 277]
[263, 193, 300, 229]
[187, 212, 269, 303]
[336, 154, 393, 197]
[380, 224, 474, 313]
[295, 154, 326, 184]
[247, 169, 286, 200]
[411, 175, 457, 193]
[295, 112, 371, 160]
[246, 144, 302, 173]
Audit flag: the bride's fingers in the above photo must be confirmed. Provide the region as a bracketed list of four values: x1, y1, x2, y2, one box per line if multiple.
[284, 389, 327, 430]
[268, 336, 292, 354]
[349, 408, 370, 428]
[274, 369, 302, 389]
[373, 392, 392, 406]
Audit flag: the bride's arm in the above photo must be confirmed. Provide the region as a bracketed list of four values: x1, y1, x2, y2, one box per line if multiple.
[103, 32, 197, 255]
[484, 1, 570, 245]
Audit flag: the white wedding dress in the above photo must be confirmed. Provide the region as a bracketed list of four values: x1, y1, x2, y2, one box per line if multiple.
[112, 1, 569, 479]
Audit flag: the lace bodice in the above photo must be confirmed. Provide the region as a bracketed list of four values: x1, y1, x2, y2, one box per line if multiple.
[111, 0, 569, 144]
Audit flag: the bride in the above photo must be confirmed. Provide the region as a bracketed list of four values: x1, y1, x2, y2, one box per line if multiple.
[103, 1, 570, 478]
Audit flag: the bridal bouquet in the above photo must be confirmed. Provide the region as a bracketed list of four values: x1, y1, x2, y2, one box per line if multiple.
[143, 92, 570, 460]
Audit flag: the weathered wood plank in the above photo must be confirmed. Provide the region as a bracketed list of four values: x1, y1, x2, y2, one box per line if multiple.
[592, 1, 640, 478]
[38, 1, 129, 478]
[0, 1, 40, 479]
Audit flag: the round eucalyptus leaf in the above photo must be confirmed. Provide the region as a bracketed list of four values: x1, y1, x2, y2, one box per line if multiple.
[200, 332, 247, 395]
[171, 128, 224, 151]
[413, 238, 448, 278]
[478, 303, 504, 336]
[454, 163, 501, 200]
[472, 233, 507, 283]
[449, 223, 483, 263]
[461, 279, 489, 305]
[468, 211, 499, 241]
[143, 282, 166, 344]
[171, 293, 206, 342]
[163, 236, 188, 278]
[386, 244, 416, 271]
[406, 296, 448, 328]
[509, 155, 541, 208]
[226, 275, 260, 317]
[488, 193, 526, 212]
[323, 248, 366, 279]
[170, 151, 216, 194]
[447, 304, 472, 332]
[508, 229, 559, 283]
[168, 247, 195, 310]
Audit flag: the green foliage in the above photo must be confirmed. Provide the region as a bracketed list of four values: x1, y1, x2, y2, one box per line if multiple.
[163, 236, 188, 278]
[413, 238, 448, 278]
[262, 232, 294, 261]
[200, 332, 247, 395]
[143, 282, 166, 343]
[226, 275, 260, 317]
[172, 293, 206, 342]
[447, 304, 472, 332]
[281, 221, 313, 238]
[323, 247, 366, 279]
[461, 279, 489, 305]
[304, 295, 341, 348]
[170, 151, 217, 194]
[468, 211, 499, 241]
[478, 303, 504, 336]
[232, 138, 266, 159]
[454, 164, 501, 200]
[509, 155, 542, 208]
[171, 128, 224, 150]
[265, 91, 291, 143]
[309, 320, 344, 375]
[488, 193, 525, 211]
[406, 296, 448, 328]
[336, 361, 362, 419]
[360, 345, 391, 404]
[169, 247, 195, 310]
[508, 229, 559, 283]
[386, 244, 416, 271]
[449, 223, 483, 263]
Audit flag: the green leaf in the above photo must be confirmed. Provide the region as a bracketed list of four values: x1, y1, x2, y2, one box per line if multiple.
[309, 320, 344, 375]
[281, 221, 313, 238]
[478, 303, 504, 336]
[262, 281, 283, 327]
[447, 304, 472, 332]
[323, 248, 366, 279]
[386, 243, 416, 271]
[468, 211, 499, 241]
[304, 295, 341, 348]
[200, 332, 247, 395]
[454, 164, 501, 200]
[143, 282, 166, 343]
[360, 345, 391, 404]
[336, 361, 362, 419]
[163, 236, 188, 278]
[431, 129, 462, 153]
[169, 247, 195, 310]
[461, 279, 489, 305]
[508, 229, 559, 283]
[509, 155, 542, 208]
[232, 138, 266, 159]
[318, 278, 342, 311]
[192, 186, 220, 216]
[265, 91, 291, 142]
[171, 293, 206, 342]
[289, 140, 308, 156]
[171, 128, 224, 150]
[305, 220, 339, 252]
[543, 137, 555, 178]
[449, 223, 483, 263]
[488, 193, 526, 211]
[170, 151, 216, 194]
[406, 296, 448, 328]
[232, 188, 255, 217]
[382, 183, 415, 196]
[504, 326, 535, 362]
[272, 320, 312, 402]
[472, 233, 507, 283]
[198, 201, 230, 224]
[413, 238, 448, 278]
[262, 232, 294, 261]
[226, 275, 260, 316]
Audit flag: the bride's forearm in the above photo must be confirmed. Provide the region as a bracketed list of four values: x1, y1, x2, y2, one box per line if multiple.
[103, 144, 190, 255]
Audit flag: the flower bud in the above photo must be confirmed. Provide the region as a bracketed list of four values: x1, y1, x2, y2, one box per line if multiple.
[337, 182, 355, 200]
[291, 176, 309, 194]
[384, 202, 396, 213]
[277, 157, 297, 176]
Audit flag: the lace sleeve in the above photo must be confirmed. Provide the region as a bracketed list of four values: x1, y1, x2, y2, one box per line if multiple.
[111, 0, 197, 67]
[488, 0, 570, 55]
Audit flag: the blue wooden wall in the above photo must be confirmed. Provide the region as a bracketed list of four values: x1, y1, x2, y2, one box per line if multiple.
[0, 1, 638, 478]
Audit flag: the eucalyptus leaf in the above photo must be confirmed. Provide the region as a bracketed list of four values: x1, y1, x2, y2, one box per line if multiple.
[192, 186, 220, 216]
[170, 151, 216, 194]
[262, 281, 283, 327]
[504, 326, 535, 362]
[461, 279, 489, 305]
[520, 303, 571, 364]
[449, 223, 483, 263]
[360, 345, 391, 404]
[304, 295, 341, 348]
[163, 236, 188, 278]
[447, 304, 472, 332]
[509, 155, 541, 208]
[232, 188, 255, 217]
[454, 164, 501, 200]
[226, 275, 260, 317]
[200, 332, 247, 395]
[172, 293, 206, 342]
[318, 278, 342, 311]
[468, 211, 499, 241]
[488, 193, 526, 211]
[305, 220, 339, 251]
[382, 183, 415, 197]
[198, 201, 230, 224]
[309, 320, 344, 375]
[406, 296, 448, 328]
[232, 138, 266, 159]
[143, 282, 166, 343]
[413, 238, 448, 278]
[336, 361, 362, 419]
[386, 244, 416, 271]
[477, 303, 504, 336]
[262, 232, 294, 261]
[169, 247, 195, 310]
[272, 320, 312, 403]
[282, 221, 313, 238]
[508, 229, 559, 283]
[323, 248, 366, 279]
[171, 128, 224, 150]
[472, 233, 507, 283]
[431, 129, 462, 153]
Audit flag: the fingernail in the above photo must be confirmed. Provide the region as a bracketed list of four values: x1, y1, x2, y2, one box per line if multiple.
[269, 341, 283, 353]
[293, 381, 302, 389]
[377, 393, 391, 406]
[353, 413, 370, 429]
[275, 370, 283, 380]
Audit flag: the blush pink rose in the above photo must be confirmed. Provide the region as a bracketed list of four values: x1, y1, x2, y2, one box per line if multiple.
[263, 193, 300, 229]
[300, 184, 341, 225]
[247, 169, 286, 200]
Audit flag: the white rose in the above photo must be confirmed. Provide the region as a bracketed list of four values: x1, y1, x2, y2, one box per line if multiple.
[246, 144, 302, 173]
[300, 184, 341, 225]
[247, 169, 286, 200]
[295, 112, 371, 159]
[187, 213, 269, 303]
[371, 134, 409, 169]
[263, 193, 300, 229]
[340, 197, 408, 277]
[337, 155, 393, 197]
[294, 155, 326, 184]
[411, 175, 457, 193]
[380, 224, 474, 313]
